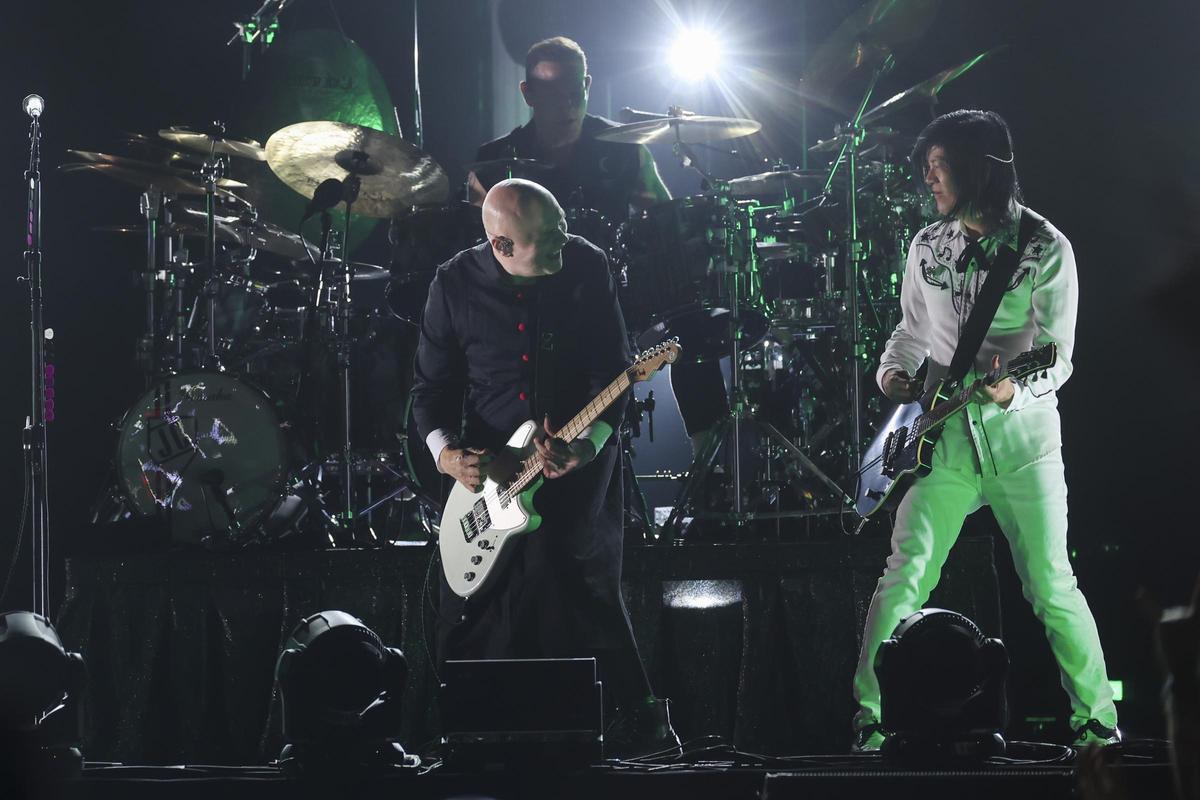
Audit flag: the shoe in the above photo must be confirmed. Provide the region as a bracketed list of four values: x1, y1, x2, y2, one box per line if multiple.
[1073, 719, 1122, 747]
[852, 722, 886, 753]
[605, 697, 683, 759]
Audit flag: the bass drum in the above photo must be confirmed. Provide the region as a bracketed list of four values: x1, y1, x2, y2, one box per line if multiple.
[115, 372, 289, 545]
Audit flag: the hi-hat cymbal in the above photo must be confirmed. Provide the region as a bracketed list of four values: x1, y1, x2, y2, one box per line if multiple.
[803, 0, 942, 88]
[59, 161, 248, 197]
[265, 121, 450, 218]
[726, 169, 838, 198]
[592, 114, 762, 145]
[861, 46, 1006, 125]
[159, 126, 267, 161]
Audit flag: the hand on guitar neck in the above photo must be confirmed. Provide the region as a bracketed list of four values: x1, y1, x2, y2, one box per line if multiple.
[532, 415, 596, 479]
[974, 354, 1015, 409]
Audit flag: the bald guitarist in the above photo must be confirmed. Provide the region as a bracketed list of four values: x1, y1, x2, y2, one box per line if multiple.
[410, 179, 679, 757]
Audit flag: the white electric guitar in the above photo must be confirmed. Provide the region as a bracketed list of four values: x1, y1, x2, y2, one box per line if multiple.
[440, 339, 681, 598]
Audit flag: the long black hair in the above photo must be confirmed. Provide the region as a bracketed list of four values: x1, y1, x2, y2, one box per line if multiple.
[911, 110, 1023, 228]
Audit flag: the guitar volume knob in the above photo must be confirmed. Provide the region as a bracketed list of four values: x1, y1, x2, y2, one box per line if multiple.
[470, 555, 482, 565]
[464, 572, 476, 582]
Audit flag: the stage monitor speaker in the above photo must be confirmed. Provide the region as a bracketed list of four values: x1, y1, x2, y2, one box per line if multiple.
[439, 657, 603, 770]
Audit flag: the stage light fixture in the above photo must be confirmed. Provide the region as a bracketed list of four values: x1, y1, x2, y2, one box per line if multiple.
[274, 610, 415, 773]
[668, 28, 723, 82]
[876, 608, 1008, 763]
[0, 611, 86, 776]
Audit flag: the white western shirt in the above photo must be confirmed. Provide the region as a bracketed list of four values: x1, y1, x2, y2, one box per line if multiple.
[877, 206, 1078, 476]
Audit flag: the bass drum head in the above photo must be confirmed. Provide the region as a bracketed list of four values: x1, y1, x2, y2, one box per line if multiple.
[115, 372, 289, 545]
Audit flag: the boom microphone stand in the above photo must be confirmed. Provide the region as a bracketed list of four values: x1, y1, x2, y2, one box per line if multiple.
[21, 94, 51, 615]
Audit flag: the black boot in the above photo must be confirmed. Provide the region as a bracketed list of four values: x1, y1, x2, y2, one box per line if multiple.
[604, 697, 683, 760]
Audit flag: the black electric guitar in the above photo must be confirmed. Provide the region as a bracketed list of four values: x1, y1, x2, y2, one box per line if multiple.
[855, 343, 1058, 519]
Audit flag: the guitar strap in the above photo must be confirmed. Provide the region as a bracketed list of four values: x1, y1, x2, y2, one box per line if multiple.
[946, 208, 1045, 383]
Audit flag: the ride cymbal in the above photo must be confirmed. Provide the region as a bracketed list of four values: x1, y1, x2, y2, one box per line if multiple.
[265, 121, 449, 218]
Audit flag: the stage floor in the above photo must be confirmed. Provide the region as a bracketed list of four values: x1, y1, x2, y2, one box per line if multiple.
[23, 757, 1175, 800]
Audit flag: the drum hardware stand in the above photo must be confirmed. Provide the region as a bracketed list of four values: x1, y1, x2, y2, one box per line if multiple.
[620, 390, 657, 541]
[20, 94, 51, 615]
[661, 189, 852, 540]
[820, 54, 895, 480]
[137, 189, 162, 385]
[228, 0, 289, 80]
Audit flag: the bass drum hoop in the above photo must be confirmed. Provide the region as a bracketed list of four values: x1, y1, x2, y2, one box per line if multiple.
[114, 371, 290, 544]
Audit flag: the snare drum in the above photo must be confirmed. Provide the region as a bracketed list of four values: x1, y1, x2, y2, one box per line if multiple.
[115, 372, 290, 544]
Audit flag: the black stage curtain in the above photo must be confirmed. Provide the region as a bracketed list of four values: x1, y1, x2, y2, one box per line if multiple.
[56, 539, 998, 764]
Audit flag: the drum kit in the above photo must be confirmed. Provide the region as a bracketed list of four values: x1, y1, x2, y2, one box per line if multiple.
[75, 0, 1000, 547]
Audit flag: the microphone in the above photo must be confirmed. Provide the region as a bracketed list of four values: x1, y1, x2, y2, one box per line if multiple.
[301, 178, 344, 223]
[22, 94, 44, 119]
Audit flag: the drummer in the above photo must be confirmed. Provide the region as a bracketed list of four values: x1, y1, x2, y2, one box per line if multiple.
[468, 35, 729, 456]
[467, 36, 667, 215]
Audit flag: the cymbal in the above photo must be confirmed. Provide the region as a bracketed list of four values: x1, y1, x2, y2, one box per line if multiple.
[59, 162, 248, 197]
[803, 0, 942, 88]
[265, 121, 450, 218]
[591, 114, 762, 145]
[159, 126, 267, 161]
[66, 151, 250, 190]
[861, 46, 1006, 125]
[175, 205, 318, 262]
[464, 158, 555, 181]
[726, 169, 837, 198]
[808, 127, 912, 154]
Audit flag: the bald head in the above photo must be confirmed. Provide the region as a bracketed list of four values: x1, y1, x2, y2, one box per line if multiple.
[482, 179, 568, 277]
[482, 179, 558, 242]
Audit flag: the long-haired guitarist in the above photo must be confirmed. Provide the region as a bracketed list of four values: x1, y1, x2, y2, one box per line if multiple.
[410, 178, 679, 756]
[851, 110, 1119, 751]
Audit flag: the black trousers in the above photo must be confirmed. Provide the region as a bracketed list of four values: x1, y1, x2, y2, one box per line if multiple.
[436, 446, 652, 710]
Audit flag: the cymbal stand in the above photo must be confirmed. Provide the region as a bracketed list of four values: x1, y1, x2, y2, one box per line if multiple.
[137, 189, 162, 384]
[660, 132, 851, 538]
[661, 194, 852, 539]
[820, 54, 894, 477]
[334, 171, 364, 533]
[183, 124, 229, 370]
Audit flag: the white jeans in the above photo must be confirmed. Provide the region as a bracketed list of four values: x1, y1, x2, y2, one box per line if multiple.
[852, 432, 1117, 733]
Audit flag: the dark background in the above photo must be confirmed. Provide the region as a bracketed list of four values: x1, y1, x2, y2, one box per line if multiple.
[2, 0, 1197, 743]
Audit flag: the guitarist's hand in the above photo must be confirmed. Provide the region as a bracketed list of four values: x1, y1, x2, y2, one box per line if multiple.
[439, 446, 492, 492]
[533, 416, 595, 479]
[882, 369, 922, 403]
[976, 354, 1015, 409]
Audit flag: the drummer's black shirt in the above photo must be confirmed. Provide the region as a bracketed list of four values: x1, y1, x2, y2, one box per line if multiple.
[410, 235, 631, 453]
[474, 114, 642, 220]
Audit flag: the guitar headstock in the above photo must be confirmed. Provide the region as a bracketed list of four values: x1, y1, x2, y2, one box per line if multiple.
[1006, 342, 1058, 382]
[628, 338, 682, 382]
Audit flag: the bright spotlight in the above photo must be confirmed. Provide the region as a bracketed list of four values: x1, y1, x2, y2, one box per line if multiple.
[669, 28, 723, 81]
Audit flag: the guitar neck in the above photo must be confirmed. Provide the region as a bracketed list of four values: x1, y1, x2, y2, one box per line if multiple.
[504, 371, 632, 497]
[910, 376, 987, 440]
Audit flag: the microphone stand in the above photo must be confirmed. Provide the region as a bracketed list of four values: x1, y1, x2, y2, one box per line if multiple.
[22, 105, 50, 616]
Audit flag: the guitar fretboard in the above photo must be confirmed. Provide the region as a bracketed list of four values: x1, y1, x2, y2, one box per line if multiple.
[500, 370, 632, 502]
[906, 379, 982, 446]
